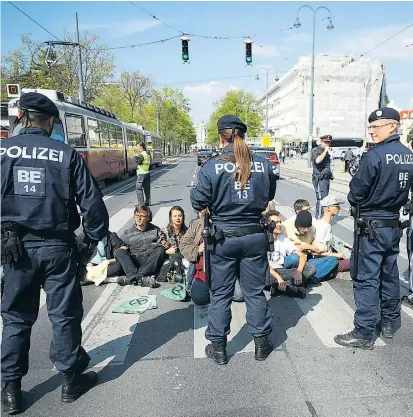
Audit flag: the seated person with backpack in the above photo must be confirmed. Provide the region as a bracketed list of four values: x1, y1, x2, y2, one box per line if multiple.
[265, 210, 316, 298]
[179, 209, 244, 306]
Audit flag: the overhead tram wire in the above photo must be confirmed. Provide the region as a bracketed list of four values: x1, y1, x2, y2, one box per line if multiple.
[128, 1, 185, 35]
[108, 35, 182, 50]
[7, 1, 60, 41]
[323, 21, 413, 80]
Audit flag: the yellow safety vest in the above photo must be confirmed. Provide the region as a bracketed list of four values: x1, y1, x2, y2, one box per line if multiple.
[137, 151, 151, 175]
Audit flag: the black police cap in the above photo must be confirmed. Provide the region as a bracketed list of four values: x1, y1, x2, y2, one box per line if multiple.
[320, 135, 332, 142]
[217, 115, 247, 133]
[18, 92, 59, 118]
[368, 107, 400, 123]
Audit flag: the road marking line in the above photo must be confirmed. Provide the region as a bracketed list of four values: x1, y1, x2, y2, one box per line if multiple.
[152, 206, 172, 230]
[295, 282, 386, 347]
[402, 304, 413, 320]
[82, 286, 150, 368]
[193, 302, 255, 358]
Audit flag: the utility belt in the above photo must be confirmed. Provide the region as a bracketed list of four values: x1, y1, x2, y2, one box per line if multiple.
[312, 171, 333, 181]
[355, 218, 400, 240]
[204, 224, 265, 251]
[1, 222, 75, 265]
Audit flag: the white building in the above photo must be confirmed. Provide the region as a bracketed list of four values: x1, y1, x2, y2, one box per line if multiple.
[257, 54, 388, 142]
[194, 121, 208, 149]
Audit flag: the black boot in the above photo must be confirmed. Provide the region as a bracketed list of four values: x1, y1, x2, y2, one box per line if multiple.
[285, 285, 306, 299]
[1, 380, 22, 415]
[61, 371, 98, 403]
[334, 331, 374, 349]
[254, 336, 273, 361]
[205, 338, 228, 365]
[381, 323, 396, 339]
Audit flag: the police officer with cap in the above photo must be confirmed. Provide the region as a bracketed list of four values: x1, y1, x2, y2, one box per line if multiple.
[311, 135, 333, 219]
[190, 115, 278, 365]
[335, 107, 413, 349]
[1, 92, 109, 414]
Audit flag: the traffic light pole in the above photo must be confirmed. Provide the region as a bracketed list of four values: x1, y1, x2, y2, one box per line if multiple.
[256, 67, 279, 135]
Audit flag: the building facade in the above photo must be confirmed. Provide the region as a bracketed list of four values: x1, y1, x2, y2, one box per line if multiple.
[194, 121, 208, 150]
[256, 54, 388, 142]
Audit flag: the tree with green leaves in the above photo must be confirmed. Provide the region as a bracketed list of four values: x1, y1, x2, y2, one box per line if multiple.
[1, 31, 115, 102]
[407, 126, 413, 144]
[206, 90, 263, 144]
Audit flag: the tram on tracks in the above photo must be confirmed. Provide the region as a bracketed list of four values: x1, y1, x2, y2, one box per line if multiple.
[7, 88, 163, 186]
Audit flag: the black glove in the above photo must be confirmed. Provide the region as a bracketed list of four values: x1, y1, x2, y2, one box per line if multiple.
[1, 231, 23, 265]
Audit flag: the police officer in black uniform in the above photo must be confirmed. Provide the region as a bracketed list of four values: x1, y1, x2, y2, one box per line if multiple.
[1, 92, 109, 414]
[190, 115, 278, 365]
[311, 135, 333, 219]
[335, 107, 413, 349]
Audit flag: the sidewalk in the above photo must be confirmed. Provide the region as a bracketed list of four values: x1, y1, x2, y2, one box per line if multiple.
[280, 155, 351, 197]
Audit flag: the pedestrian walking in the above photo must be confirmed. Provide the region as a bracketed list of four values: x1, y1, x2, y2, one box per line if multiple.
[190, 115, 278, 365]
[136, 142, 151, 206]
[343, 148, 354, 172]
[335, 107, 413, 349]
[311, 135, 333, 219]
[0, 92, 109, 414]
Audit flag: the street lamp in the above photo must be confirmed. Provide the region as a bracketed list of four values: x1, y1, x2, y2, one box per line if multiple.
[293, 5, 334, 167]
[256, 67, 279, 134]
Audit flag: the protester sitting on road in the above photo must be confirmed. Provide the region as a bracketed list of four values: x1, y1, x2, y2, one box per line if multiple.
[283, 210, 339, 282]
[314, 195, 350, 272]
[283, 199, 311, 223]
[179, 210, 244, 305]
[157, 206, 188, 282]
[117, 204, 165, 286]
[265, 210, 316, 298]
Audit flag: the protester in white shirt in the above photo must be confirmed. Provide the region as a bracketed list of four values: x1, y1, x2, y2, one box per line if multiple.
[265, 210, 316, 298]
[314, 195, 350, 271]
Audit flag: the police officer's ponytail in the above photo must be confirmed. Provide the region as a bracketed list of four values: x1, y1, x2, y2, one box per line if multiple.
[220, 128, 251, 189]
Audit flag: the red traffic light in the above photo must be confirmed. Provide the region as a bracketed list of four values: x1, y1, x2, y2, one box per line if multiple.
[6, 84, 20, 98]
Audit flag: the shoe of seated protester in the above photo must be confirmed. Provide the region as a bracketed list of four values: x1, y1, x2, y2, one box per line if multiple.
[270, 282, 306, 299]
[139, 275, 159, 288]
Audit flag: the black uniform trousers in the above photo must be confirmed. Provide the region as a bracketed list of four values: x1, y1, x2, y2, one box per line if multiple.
[312, 177, 330, 219]
[351, 226, 401, 340]
[205, 232, 272, 341]
[136, 173, 151, 205]
[1, 244, 89, 384]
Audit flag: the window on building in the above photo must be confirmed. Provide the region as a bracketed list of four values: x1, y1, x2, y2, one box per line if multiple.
[66, 114, 86, 147]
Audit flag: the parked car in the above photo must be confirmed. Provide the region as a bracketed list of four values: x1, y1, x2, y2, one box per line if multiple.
[250, 148, 280, 180]
[197, 149, 213, 166]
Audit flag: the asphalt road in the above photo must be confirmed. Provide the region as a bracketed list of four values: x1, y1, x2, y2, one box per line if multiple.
[9, 155, 413, 417]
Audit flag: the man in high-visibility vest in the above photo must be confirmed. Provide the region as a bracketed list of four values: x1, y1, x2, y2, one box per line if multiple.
[135, 142, 152, 206]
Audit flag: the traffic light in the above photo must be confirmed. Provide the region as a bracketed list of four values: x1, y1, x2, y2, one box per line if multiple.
[244, 38, 252, 65]
[181, 35, 190, 63]
[6, 84, 20, 98]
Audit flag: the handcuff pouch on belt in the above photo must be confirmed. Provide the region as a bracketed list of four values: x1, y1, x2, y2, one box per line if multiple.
[1, 221, 23, 266]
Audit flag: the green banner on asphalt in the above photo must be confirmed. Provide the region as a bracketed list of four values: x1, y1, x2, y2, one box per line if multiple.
[112, 295, 157, 314]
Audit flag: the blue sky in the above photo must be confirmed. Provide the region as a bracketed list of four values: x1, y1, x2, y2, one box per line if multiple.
[2, 1, 413, 124]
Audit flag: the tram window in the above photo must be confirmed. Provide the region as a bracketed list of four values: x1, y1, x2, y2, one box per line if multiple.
[108, 123, 117, 148]
[66, 114, 86, 147]
[126, 129, 136, 147]
[99, 121, 110, 147]
[51, 118, 65, 142]
[87, 118, 101, 148]
[115, 126, 123, 147]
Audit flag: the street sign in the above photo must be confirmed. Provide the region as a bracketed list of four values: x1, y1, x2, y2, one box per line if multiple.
[262, 134, 271, 147]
